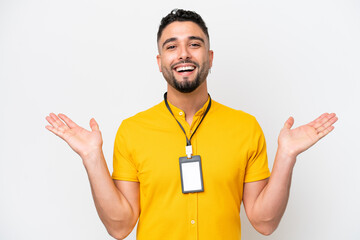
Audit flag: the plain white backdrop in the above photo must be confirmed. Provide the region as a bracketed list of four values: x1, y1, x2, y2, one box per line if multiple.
[1, 0, 359, 239]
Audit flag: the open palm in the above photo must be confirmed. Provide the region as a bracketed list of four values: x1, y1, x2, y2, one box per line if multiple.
[278, 113, 338, 158]
[45, 113, 103, 159]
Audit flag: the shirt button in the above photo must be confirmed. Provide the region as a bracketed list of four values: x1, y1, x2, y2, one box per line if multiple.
[179, 112, 183, 116]
[191, 220, 195, 224]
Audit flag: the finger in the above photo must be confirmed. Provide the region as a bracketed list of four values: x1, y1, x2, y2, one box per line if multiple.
[283, 116, 294, 129]
[318, 125, 335, 139]
[45, 115, 53, 125]
[308, 113, 328, 128]
[315, 113, 337, 131]
[46, 114, 60, 128]
[49, 113, 67, 128]
[90, 118, 99, 131]
[316, 115, 338, 133]
[47, 113, 71, 137]
[45, 125, 65, 139]
[58, 113, 78, 128]
[313, 113, 336, 129]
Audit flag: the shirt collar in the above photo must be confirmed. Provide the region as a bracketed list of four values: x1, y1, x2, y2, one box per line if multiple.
[165, 95, 211, 119]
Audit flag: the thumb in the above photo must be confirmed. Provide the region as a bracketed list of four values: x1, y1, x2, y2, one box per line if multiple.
[89, 118, 100, 131]
[283, 116, 294, 129]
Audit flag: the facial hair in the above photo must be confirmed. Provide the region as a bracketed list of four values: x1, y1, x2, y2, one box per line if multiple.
[161, 60, 210, 93]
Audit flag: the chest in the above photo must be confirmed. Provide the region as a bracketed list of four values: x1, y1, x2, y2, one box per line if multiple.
[131, 125, 249, 195]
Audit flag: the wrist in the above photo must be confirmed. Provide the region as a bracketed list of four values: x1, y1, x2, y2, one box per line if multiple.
[81, 147, 104, 167]
[275, 146, 297, 167]
[277, 143, 300, 159]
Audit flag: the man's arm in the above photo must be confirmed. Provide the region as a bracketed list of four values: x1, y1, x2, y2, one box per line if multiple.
[243, 113, 338, 235]
[45, 113, 139, 239]
[84, 150, 139, 239]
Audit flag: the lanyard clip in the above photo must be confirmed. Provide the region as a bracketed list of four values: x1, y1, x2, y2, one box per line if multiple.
[186, 145, 193, 159]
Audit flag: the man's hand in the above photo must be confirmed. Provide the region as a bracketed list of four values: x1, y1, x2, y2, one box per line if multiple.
[45, 113, 103, 159]
[244, 113, 338, 235]
[46, 113, 139, 238]
[278, 113, 338, 159]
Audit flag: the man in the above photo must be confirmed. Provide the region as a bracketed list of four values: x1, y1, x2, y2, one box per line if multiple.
[45, 9, 338, 240]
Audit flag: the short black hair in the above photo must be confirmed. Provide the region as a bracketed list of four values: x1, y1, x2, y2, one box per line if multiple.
[157, 9, 209, 43]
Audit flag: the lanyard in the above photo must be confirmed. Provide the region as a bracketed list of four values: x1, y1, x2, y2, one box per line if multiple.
[164, 92, 212, 158]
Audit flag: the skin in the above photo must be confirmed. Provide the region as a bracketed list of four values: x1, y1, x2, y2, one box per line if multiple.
[45, 114, 139, 239]
[45, 21, 338, 238]
[157, 21, 213, 125]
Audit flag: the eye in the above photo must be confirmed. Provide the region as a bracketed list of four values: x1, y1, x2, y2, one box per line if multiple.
[190, 43, 201, 48]
[166, 45, 176, 50]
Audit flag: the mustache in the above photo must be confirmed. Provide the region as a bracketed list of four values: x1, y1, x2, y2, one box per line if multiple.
[171, 60, 199, 69]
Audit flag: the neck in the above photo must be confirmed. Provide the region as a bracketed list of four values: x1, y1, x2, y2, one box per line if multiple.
[167, 81, 208, 125]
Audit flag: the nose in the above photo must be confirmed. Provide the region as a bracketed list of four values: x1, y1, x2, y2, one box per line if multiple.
[178, 45, 191, 60]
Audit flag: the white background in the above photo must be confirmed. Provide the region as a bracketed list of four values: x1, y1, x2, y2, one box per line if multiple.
[1, 0, 359, 239]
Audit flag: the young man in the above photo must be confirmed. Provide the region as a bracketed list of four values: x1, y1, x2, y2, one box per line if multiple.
[45, 9, 338, 240]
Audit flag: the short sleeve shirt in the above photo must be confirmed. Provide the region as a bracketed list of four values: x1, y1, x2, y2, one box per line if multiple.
[112, 98, 270, 240]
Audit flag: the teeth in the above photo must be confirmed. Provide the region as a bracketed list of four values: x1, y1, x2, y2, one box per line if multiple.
[176, 66, 195, 72]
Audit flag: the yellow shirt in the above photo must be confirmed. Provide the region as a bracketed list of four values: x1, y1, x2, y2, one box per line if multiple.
[112, 98, 270, 240]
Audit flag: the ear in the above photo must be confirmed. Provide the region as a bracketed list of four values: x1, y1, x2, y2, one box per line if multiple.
[156, 54, 162, 72]
[208, 50, 214, 68]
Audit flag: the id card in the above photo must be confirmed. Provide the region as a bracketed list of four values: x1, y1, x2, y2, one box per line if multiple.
[179, 155, 204, 193]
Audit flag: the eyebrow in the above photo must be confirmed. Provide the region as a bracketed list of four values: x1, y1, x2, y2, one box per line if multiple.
[162, 36, 205, 49]
[188, 36, 205, 43]
[162, 37, 177, 48]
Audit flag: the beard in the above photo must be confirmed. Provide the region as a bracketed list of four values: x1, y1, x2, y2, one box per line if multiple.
[161, 60, 210, 93]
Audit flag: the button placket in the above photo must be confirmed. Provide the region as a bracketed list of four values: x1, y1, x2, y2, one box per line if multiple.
[188, 193, 198, 239]
[189, 114, 200, 136]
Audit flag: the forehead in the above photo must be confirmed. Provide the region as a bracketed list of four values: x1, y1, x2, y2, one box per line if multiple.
[159, 21, 208, 45]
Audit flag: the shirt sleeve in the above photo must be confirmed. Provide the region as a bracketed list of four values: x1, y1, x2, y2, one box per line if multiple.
[244, 117, 271, 183]
[112, 120, 139, 182]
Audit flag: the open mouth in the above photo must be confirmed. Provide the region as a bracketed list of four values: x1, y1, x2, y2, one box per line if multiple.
[174, 65, 196, 73]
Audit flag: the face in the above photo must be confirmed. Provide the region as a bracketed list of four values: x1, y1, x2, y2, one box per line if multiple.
[157, 21, 213, 93]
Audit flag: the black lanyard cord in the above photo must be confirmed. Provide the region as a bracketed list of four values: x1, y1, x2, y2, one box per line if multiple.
[164, 92, 212, 146]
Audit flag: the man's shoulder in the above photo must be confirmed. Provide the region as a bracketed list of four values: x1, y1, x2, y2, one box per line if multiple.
[120, 101, 166, 128]
[211, 101, 263, 138]
[211, 100, 257, 123]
